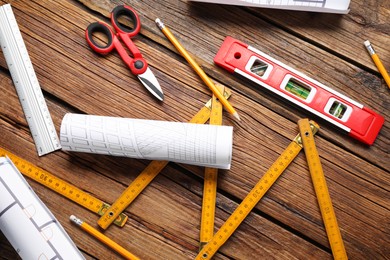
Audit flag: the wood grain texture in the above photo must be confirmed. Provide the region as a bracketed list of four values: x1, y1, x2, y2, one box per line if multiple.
[0, 0, 388, 259]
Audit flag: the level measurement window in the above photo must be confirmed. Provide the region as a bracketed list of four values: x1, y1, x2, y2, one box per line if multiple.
[324, 98, 352, 122]
[280, 76, 316, 103]
[246, 56, 273, 79]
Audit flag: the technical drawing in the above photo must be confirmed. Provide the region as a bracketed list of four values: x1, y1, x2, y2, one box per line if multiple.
[60, 113, 233, 169]
[189, 0, 350, 13]
[0, 157, 85, 260]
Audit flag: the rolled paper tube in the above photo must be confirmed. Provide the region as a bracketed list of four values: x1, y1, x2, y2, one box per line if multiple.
[60, 113, 233, 169]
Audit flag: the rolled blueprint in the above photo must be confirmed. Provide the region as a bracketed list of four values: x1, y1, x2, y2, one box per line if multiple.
[60, 113, 233, 169]
[0, 157, 85, 259]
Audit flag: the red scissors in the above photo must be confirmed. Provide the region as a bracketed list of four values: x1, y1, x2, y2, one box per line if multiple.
[86, 5, 164, 101]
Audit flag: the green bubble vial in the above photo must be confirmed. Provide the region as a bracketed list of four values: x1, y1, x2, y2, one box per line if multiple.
[285, 79, 311, 100]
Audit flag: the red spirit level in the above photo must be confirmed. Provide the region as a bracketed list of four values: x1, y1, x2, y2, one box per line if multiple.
[214, 36, 384, 145]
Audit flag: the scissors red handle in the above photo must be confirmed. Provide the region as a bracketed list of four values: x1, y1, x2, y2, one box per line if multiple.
[85, 5, 147, 75]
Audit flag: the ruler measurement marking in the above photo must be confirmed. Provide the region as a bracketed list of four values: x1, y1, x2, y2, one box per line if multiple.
[0, 147, 127, 227]
[298, 119, 347, 259]
[0, 4, 61, 156]
[200, 92, 223, 249]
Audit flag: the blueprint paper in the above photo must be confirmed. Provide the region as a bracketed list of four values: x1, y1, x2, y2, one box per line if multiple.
[188, 0, 350, 13]
[60, 113, 233, 169]
[0, 157, 85, 260]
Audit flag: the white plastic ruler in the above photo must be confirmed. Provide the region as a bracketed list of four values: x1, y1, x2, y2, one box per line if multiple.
[0, 4, 61, 156]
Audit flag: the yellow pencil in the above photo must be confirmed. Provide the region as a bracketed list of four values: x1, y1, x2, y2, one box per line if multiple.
[364, 40, 390, 89]
[155, 18, 241, 121]
[70, 215, 140, 260]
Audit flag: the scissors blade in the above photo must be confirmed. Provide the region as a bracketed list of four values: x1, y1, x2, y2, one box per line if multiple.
[137, 68, 164, 101]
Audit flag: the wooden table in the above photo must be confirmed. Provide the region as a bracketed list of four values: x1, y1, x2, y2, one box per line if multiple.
[0, 0, 388, 259]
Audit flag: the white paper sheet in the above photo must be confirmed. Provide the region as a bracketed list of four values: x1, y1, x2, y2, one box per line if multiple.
[60, 113, 233, 169]
[188, 0, 350, 13]
[0, 157, 85, 260]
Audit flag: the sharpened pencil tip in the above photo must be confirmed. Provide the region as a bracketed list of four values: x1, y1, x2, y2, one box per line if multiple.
[232, 112, 241, 121]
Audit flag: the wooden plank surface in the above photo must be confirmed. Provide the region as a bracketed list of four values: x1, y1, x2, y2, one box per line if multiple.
[0, 0, 389, 259]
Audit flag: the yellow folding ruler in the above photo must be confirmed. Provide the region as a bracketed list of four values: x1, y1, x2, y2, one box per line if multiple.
[298, 119, 347, 259]
[196, 119, 347, 260]
[97, 85, 231, 229]
[0, 147, 128, 227]
[200, 91, 224, 250]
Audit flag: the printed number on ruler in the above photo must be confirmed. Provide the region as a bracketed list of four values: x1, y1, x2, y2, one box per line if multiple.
[98, 85, 231, 229]
[196, 120, 320, 260]
[200, 91, 224, 250]
[0, 147, 128, 227]
[0, 4, 61, 156]
[298, 119, 347, 259]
